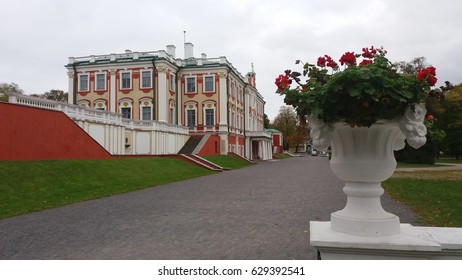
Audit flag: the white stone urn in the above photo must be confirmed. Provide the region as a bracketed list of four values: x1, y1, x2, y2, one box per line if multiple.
[309, 104, 427, 237]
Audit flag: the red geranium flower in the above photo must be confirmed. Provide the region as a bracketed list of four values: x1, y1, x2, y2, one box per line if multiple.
[426, 114, 434, 120]
[339, 52, 356, 66]
[324, 55, 339, 70]
[417, 66, 437, 86]
[275, 74, 291, 92]
[361, 46, 377, 59]
[359, 59, 373, 66]
[317, 56, 326, 67]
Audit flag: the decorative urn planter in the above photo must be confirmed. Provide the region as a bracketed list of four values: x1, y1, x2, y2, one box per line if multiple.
[309, 104, 427, 237]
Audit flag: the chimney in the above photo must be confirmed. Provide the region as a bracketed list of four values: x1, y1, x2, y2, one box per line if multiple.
[184, 42, 194, 59]
[166, 45, 176, 58]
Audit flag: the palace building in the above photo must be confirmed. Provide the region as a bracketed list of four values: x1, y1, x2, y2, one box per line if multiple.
[65, 43, 273, 160]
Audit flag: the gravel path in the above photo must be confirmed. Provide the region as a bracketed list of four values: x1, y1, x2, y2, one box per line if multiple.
[0, 156, 417, 259]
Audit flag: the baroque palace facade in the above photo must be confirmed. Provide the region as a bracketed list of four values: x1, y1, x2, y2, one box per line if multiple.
[65, 43, 272, 160]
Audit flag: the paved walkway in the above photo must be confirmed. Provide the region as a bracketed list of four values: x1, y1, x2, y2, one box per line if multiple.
[0, 156, 416, 260]
[396, 163, 462, 172]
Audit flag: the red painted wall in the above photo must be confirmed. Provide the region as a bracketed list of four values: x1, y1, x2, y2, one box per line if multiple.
[273, 134, 281, 146]
[0, 103, 111, 161]
[197, 135, 220, 156]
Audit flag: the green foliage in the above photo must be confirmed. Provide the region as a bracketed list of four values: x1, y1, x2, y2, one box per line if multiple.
[0, 82, 23, 102]
[395, 139, 437, 164]
[31, 89, 68, 102]
[443, 85, 462, 159]
[0, 158, 215, 219]
[271, 106, 298, 150]
[276, 47, 436, 127]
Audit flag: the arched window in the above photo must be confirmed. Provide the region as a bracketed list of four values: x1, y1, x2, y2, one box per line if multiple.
[94, 99, 107, 111]
[203, 101, 216, 127]
[119, 98, 133, 119]
[169, 100, 176, 124]
[139, 98, 153, 121]
[185, 102, 197, 127]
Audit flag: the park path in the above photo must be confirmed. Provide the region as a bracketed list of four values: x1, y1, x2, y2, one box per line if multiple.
[0, 156, 416, 260]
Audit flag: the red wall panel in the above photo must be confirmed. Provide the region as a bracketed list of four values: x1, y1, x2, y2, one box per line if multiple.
[197, 135, 220, 156]
[0, 103, 111, 161]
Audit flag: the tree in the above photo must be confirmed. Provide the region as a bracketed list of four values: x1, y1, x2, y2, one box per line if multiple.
[272, 106, 297, 150]
[0, 82, 23, 102]
[263, 114, 270, 129]
[395, 57, 428, 74]
[392, 57, 448, 164]
[31, 89, 68, 102]
[443, 84, 462, 159]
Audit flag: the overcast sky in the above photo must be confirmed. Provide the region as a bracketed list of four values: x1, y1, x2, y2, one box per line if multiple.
[1, 0, 461, 121]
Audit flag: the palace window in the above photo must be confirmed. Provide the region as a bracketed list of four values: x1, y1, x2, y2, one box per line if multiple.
[169, 100, 176, 124]
[120, 72, 131, 89]
[141, 70, 152, 88]
[78, 74, 89, 91]
[141, 106, 151, 121]
[187, 109, 196, 127]
[95, 73, 106, 90]
[186, 77, 196, 93]
[204, 76, 214, 92]
[169, 73, 175, 91]
[121, 107, 131, 119]
[205, 108, 214, 126]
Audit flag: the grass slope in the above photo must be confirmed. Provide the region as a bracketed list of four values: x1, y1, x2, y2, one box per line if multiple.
[0, 158, 214, 219]
[203, 155, 253, 169]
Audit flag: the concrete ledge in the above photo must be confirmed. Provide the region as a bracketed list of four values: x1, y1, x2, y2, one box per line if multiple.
[310, 221, 462, 259]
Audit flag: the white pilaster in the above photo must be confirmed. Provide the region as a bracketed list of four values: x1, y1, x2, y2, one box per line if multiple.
[67, 71, 74, 104]
[109, 69, 117, 113]
[157, 66, 168, 122]
[218, 72, 228, 128]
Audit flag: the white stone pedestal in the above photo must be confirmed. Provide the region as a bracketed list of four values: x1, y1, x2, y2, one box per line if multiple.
[310, 221, 462, 259]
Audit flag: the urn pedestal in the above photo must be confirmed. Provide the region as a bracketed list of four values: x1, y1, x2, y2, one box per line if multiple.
[328, 122, 402, 236]
[308, 106, 462, 259]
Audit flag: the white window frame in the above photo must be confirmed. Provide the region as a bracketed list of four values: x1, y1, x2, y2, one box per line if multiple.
[205, 108, 215, 126]
[140, 70, 152, 89]
[169, 100, 176, 124]
[94, 100, 107, 111]
[141, 106, 152, 121]
[139, 98, 153, 120]
[204, 75, 214, 93]
[120, 71, 132, 90]
[95, 72, 106, 91]
[185, 76, 196, 93]
[77, 100, 90, 107]
[78, 73, 89, 92]
[186, 109, 196, 127]
[119, 99, 133, 119]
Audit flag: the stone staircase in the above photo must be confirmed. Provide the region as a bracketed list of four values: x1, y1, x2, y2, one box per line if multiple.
[179, 154, 225, 171]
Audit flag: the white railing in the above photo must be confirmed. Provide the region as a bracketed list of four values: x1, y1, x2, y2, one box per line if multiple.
[68, 50, 177, 65]
[6, 92, 189, 135]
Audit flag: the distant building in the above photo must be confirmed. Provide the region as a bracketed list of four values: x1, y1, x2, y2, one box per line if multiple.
[265, 128, 284, 154]
[65, 43, 272, 160]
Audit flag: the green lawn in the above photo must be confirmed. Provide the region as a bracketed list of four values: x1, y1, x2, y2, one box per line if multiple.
[436, 159, 462, 164]
[384, 175, 462, 227]
[203, 155, 253, 169]
[396, 162, 449, 168]
[0, 158, 215, 219]
[272, 153, 292, 159]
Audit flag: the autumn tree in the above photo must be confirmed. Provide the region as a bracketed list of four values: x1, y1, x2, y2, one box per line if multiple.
[0, 82, 23, 102]
[443, 84, 462, 159]
[31, 89, 68, 102]
[272, 106, 297, 150]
